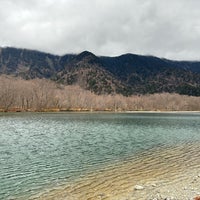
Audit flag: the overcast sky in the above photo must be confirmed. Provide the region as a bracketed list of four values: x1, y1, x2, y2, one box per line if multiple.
[0, 0, 200, 60]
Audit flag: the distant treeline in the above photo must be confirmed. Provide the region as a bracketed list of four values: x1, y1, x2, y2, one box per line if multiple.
[0, 76, 199, 112]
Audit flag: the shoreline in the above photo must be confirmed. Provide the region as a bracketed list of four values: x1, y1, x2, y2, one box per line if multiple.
[30, 143, 200, 200]
[0, 110, 200, 114]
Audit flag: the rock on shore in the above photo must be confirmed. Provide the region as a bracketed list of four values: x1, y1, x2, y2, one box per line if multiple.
[122, 171, 200, 200]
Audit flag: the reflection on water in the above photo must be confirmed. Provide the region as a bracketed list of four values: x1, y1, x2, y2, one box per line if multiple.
[0, 112, 199, 199]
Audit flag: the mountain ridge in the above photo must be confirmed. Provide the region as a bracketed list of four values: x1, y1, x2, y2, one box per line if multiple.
[0, 47, 200, 96]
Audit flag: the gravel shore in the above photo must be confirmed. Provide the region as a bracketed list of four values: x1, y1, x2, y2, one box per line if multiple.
[122, 170, 200, 200]
[31, 144, 200, 200]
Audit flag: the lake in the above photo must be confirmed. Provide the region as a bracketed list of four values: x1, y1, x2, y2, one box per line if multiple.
[0, 112, 200, 199]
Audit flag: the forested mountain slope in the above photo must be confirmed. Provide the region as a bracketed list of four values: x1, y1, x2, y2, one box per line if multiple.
[0, 47, 200, 96]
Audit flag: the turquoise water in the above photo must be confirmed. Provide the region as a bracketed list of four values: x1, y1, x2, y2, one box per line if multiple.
[0, 112, 200, 199]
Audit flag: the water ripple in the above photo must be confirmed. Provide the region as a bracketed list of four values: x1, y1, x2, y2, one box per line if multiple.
[0, 112, 199, 200]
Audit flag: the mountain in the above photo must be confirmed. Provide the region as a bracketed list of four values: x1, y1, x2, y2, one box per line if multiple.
[56, 51, 130, 95]
[99, 54, 200, 95]
[0, 47, 200, 96]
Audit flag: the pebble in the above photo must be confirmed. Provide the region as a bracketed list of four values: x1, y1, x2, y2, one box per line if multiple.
[147, 195, 176, 200]
[134, 185, 144, 190]
[184, 186, 187, 190]
[192, 178, 197, 183]
[98, 193, 106, 199]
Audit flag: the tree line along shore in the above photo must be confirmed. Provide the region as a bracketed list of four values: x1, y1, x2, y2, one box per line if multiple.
[0, 76, 200, 112]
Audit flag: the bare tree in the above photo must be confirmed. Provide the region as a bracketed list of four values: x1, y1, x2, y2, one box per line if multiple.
[0, 76, 16, 111]
[0, 75, 199, 112]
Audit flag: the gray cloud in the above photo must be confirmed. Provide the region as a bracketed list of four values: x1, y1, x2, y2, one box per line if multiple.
[0, 0, 200, 60]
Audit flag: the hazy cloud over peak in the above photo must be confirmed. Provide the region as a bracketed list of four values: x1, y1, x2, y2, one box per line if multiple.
[0, 0, 200, 60]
